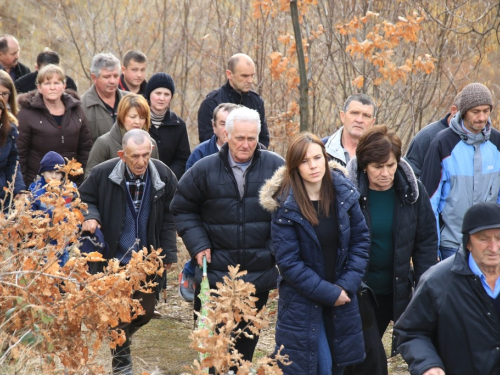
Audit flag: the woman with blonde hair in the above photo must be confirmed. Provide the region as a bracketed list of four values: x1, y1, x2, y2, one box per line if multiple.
[85, 93, 159, 177]
[260, 132, 370, 374]
[17, 64, 92, 185]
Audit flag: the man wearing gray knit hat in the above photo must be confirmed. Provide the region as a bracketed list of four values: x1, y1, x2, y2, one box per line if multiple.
[421, 82, 500, 261]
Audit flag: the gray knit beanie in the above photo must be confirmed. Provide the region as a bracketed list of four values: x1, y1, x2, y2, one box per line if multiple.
[459, 83, 493, 116]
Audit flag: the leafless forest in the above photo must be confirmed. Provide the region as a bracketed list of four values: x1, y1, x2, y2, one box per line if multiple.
[3, 0, 500, 154]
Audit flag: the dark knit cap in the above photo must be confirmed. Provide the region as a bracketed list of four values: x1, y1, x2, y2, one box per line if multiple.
[459, 83, 493, 116]
[144, 72, 175, 102]
[461, 202, 500, 249]
[38, 151, 65, 174]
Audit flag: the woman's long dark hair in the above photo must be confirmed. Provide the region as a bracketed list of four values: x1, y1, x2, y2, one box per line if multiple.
[279, 132, 335, 226]
[0, 98, 12, 147]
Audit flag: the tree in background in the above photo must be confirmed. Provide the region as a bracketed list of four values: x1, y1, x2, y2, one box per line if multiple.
[2, 0, 500, 151]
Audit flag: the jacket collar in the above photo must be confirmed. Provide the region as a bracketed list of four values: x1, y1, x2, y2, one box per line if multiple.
[109, 122, 123, 144]
[324, 127, 346, 163]
[346, 155, 419, 204]
[449, 111, 492, 145]
[108, 159, 165, 191]
[451, 246, 474, 276]
[259, 160, 351, 213]
[218, 142, 261, 170]
[84, 85, 123, 109]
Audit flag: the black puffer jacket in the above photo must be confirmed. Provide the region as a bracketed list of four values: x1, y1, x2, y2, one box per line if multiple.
[149, 109, 190, 180]
[170, 143, 284, 292]
[346, 156, 438, 355]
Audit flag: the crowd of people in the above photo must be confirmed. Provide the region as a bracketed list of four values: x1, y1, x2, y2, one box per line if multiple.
[1, 32, 500, 375]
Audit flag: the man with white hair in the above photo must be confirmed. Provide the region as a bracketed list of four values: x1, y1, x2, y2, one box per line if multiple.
[79, 129, 178, 374]
[171, 106, 284, 363]
[81, 52, 126, 142]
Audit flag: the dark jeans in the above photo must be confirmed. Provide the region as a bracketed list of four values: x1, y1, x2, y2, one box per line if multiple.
[344, 293, 393, 375]
[439, 246, 457, 261]
[194, 284, 269, 364]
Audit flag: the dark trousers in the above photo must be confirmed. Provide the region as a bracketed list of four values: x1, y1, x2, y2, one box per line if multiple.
[194, 284, 269, 364]
[344, 293, 393, 375]
[111, 290, 156, 374]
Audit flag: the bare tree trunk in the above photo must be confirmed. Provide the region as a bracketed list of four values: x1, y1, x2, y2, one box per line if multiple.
[290, 0, 309, 132]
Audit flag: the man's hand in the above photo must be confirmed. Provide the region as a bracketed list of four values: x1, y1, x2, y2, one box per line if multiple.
[165, 263, 172, 270]
[423, 368, 445, 375]
[195, 249, 211, 267]
[82, 219, 101, 234]
[334, 289, 351, 306]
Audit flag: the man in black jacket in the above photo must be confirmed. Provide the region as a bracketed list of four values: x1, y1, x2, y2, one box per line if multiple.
[0, 34, 30, 81]
[15, 50, 78, 94]
[197, 53, 270, 148]
[394, 202, 500, 375]
[171, 106, 283, 364]
[79, 129, 178, 375]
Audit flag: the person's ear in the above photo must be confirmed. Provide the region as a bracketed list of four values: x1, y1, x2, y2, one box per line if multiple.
[117, 150, 125, 160]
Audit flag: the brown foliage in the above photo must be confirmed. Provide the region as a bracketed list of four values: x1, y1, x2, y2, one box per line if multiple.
[190, 265, 290, 375]
[0, 160, 163, 373]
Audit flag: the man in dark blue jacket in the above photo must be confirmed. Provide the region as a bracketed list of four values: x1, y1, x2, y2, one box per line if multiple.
[0, 35, 30, 81]
[186, 102, 239, 171]
[171, 106, 283, 364]
[197, 53, 270, 148]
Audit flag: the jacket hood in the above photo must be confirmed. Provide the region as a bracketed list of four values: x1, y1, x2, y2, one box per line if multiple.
[259, 160, 347, 213]
[346, 155, 419, 203]
[449, 111, 491, 145]
[18, 89, 81, 110]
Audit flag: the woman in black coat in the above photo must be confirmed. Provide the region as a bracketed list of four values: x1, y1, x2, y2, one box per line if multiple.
[344, 125, 437, 375]
[144, 73, 190, 180]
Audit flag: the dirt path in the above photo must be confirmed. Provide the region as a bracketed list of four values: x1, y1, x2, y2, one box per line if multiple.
[95, 241, 409, 374]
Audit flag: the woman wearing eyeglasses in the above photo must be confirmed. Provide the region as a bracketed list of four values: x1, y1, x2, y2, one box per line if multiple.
[0, 70, 19, 116]
[17, 64, 92, 185]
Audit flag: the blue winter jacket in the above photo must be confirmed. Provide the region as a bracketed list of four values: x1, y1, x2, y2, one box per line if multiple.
[259, 161, 370, 374]
[421, 112, 500, 250]
[0, 123, 25, 200]
[185, 134, 219, 171]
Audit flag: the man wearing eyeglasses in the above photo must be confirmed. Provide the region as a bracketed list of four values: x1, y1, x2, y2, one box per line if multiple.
[0, 35, 30, 81]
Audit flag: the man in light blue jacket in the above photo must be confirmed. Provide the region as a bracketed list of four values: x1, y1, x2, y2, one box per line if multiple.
[421, 83, 500, 259]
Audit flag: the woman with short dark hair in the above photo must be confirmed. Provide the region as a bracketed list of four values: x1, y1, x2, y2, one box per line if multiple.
[344, 125, 437, 375]
[260, 132, 370, 374]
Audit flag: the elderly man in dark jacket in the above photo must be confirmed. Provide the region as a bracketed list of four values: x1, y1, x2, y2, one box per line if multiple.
[171, 106, 284, 363]
[79, 129, 178, 375]
[394, 202, 500, 375]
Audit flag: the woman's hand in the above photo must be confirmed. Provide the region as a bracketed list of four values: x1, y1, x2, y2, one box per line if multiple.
[334, 289, 351, 306]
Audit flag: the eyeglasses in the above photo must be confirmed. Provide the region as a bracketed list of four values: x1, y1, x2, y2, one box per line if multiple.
[0, 92, 10, 98]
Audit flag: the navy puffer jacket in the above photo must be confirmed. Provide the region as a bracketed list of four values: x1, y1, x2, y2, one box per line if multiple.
[259, 161, 370, 373]
[0, 123, 25, 200]
[170, 143, 284, 292]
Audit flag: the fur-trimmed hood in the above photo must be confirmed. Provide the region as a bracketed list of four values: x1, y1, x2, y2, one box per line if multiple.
[17, 89, 81, 110]
[346, 155, 419, 203]
[259, 160, 348, 212]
